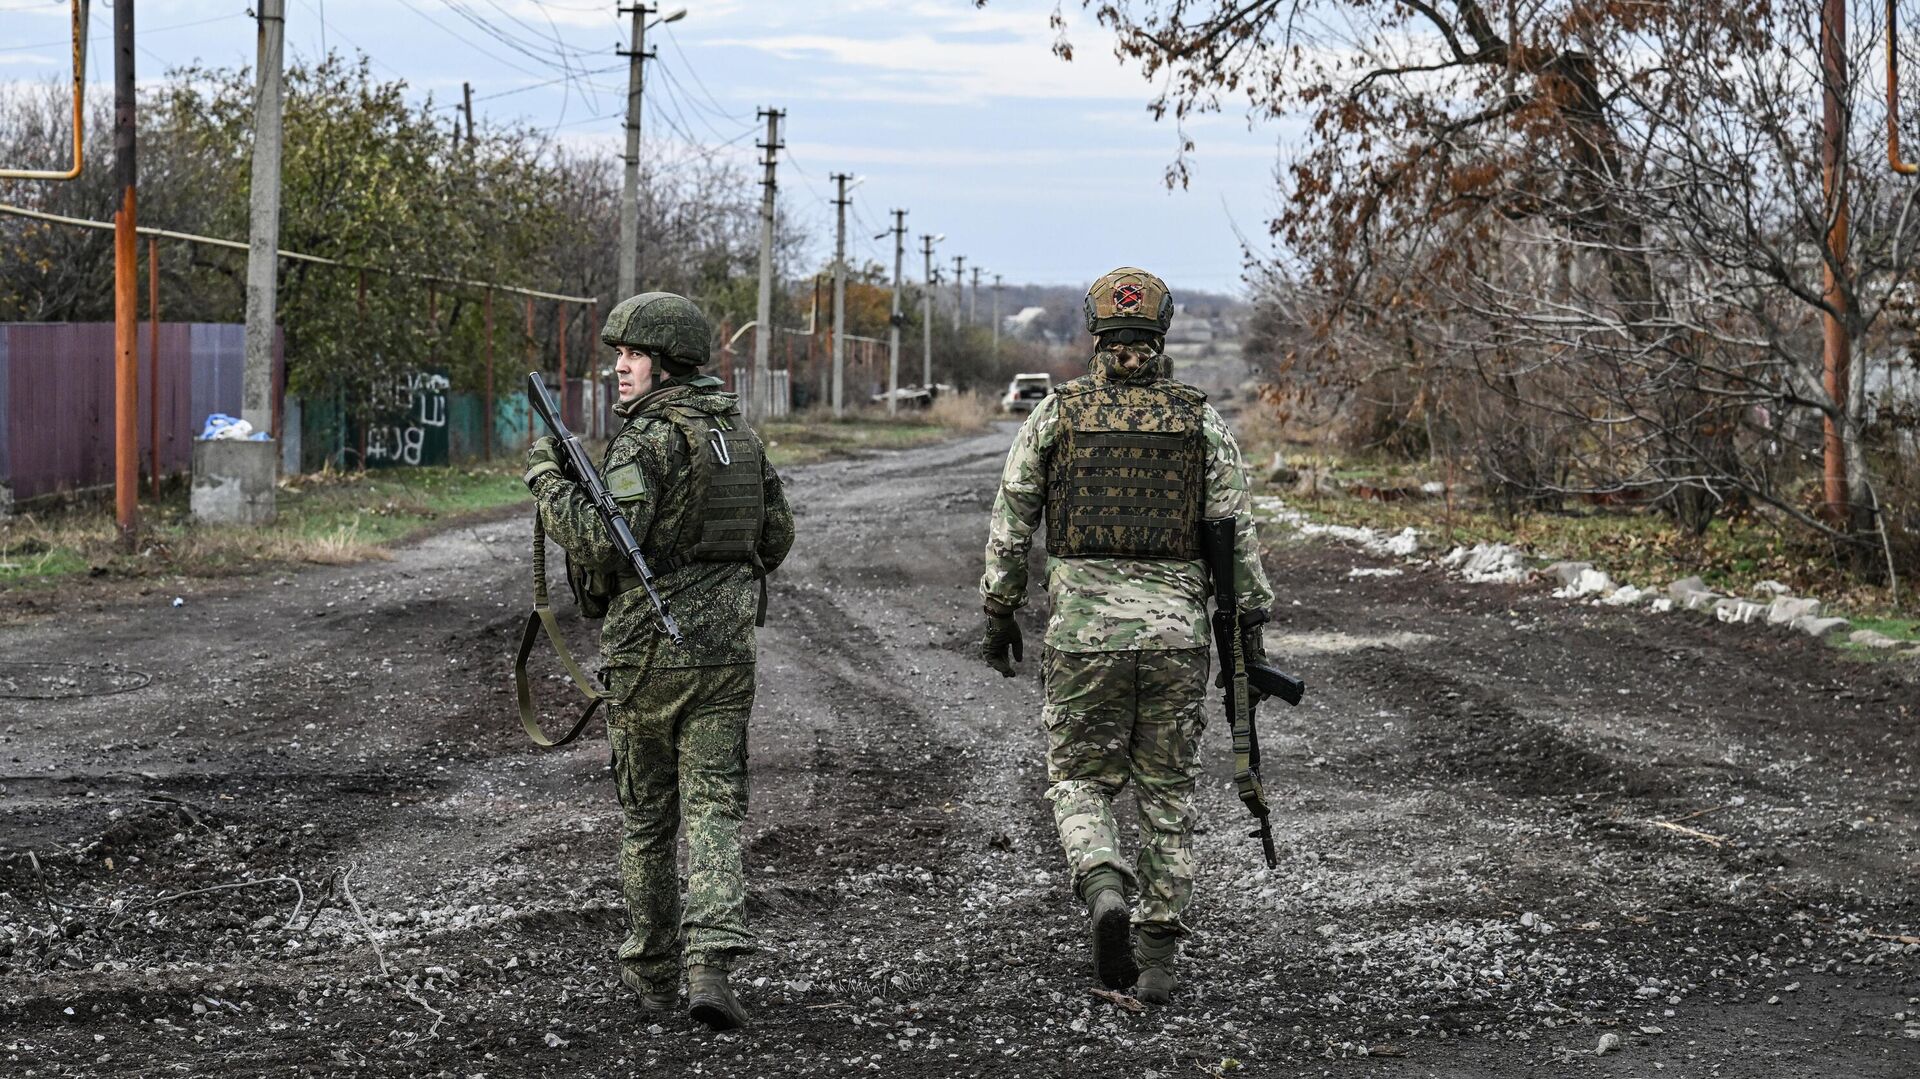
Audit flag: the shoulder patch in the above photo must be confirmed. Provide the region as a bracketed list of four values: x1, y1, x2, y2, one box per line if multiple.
[605, 460, 648, 501]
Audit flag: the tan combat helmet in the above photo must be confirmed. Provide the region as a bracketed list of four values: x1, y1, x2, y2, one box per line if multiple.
[1083, 266, 1174, 337]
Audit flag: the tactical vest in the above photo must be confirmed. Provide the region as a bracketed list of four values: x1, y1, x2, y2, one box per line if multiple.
[566, 386, 766, 620]
[1045, 378, 1206, 560]
[638, 392, 767, 574]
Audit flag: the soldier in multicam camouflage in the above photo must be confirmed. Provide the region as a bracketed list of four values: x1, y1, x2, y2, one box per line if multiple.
[525, 292, 795, 1031]
[979, 267, 1275, 1006]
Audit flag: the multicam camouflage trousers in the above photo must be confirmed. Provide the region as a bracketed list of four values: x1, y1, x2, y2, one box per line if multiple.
[605, 663, 757, 992]
[1041, 645, 1209, 935]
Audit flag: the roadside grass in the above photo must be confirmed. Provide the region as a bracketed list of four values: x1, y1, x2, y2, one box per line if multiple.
[763, 393, 995, 467]
[1250, 447, 1912, 624]
[0, 464, 528, 587]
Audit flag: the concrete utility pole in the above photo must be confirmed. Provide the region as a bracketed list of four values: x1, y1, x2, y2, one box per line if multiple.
[920, 234, 939, 389]
[113, 0, 138, 543]
[992, 273, 1002, 355]
[830, 172, 852, 416]
[969, 265, 981, 325]
[751, 107, 783, 421]
[951, 254, 966, 325]
[618, 5, 661, 299]
[884, 208, 906, 414]
[242, 0, 284, 439]
[1819, 0, 1852, 523]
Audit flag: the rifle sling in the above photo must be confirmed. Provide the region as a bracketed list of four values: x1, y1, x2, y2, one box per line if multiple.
[513, 510, 605, 748]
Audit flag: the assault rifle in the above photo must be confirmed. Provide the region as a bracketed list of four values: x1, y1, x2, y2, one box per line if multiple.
[1202, 515, 1305, 868]
[513, 373, 681, 748]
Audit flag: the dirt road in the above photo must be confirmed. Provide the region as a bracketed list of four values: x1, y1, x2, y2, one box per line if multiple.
[3, 418, 1917, 1078]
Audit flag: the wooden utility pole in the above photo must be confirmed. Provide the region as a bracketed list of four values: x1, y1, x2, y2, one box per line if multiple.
[752, 107, 783, 420]
[1820, 0, 1852, 523]
[969, 265, 982, 325]
[921, 234, 937, 389]
[112, 0, 138, 544]
[886, 209, 906, 415]
[243, 0, 285, 440]
[461, 81, 476, 150]
[830, 172, 851, 416]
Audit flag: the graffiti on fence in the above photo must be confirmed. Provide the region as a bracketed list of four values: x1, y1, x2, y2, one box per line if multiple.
[353, 370, 450, 468]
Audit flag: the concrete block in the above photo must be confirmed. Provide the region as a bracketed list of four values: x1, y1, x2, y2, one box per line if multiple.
[1545, 561, 1594, 588]
[0, 481, 11, 519]
[1713, 597, 1766, 624]
[1766, 596, 1822, 626]
[1668, 575, 1719, 610]
[1754, 580, 1791, 597]
[191, 438, 278, 525]
[1848, 629, 1904, 650]
[1792, 615, 1850, 639]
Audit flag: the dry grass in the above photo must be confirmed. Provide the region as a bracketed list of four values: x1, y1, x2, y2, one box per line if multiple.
[1, 465, 523, 586]
[926, 390, 993, 434]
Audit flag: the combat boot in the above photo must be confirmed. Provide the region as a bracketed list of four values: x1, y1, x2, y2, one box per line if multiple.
[1133, 927, 1178, 1006]
[1087, 887, 1139, 990]
[687, 964, 748, 1031]
[618, 967, 678, 1012]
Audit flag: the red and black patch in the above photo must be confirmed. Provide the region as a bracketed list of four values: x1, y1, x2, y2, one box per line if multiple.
[1112, 283, 1144, 310]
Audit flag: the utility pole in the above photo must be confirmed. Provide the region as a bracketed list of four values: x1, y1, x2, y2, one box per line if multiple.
[969, 265, 982, 325]
[830, 172, 852, 417]
[884, 209, 906, 414]
[113, 0, 138, 543]
[992, 273, 1002, 355]
[1820, 0, 1852, 523]
[461, 80, 476, 149]
[920, 234, 939, 389]
[951, 255, 966, 325]
[617, 4, 656, 301]
[242, 0, 284, 442]
[752, 107, 783, 421]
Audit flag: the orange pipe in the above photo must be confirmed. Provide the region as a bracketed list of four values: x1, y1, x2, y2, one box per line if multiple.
[0, 0, 88, 181]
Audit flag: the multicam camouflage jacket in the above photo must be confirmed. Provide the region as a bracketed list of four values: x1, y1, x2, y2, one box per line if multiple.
[532, 375, 796, 672]
[980, 351, 1275, 653]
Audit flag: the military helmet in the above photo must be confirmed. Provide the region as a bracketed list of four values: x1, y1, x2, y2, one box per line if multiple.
[1083, 267, 1174, 337]
[601, 291, 712, 367]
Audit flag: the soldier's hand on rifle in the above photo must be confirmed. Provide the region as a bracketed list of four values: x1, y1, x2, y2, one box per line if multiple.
[1240, 610, 1270, 703]
[524, 435, 563, 490]
[982, 602, 1024, 677]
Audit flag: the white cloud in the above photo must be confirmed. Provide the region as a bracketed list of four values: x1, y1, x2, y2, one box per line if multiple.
[707, 29, 1158, 103]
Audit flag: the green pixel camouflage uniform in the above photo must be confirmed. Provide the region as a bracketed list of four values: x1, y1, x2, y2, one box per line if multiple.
[981, 348, 1274, 936]
[530, 374, 795, 992]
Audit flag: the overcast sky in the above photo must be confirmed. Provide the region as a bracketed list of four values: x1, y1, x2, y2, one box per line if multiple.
[0, 0, 1296, 295]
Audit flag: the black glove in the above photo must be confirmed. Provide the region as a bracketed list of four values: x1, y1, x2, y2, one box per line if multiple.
[1240, 610, 1271, 703]
[982, 604, 1024, 677]
[524, 435, 562, 490]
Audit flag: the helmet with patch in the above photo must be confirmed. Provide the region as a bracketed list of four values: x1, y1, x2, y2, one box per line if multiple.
[1083, 267, 1174, 337]
[600, 292, 712, 367]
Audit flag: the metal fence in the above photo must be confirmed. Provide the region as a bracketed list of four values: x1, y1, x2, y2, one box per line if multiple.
[0, 322, 282, 503]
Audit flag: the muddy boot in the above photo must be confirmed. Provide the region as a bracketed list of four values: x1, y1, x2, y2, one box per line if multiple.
[687, 964, 748, 1031]
[1133, 927, 1178, 1006]
[618, 967, 678, 1012]
[1086, 887, 1138, 990]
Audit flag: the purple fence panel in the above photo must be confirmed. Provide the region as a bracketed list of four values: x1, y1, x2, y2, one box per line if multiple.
[1, 323, 283, 501]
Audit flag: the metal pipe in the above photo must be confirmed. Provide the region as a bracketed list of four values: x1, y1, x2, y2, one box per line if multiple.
[0, 0, 89, 181]
[148, 236, 159, 497]
[0, 202, 594, 304]
[1890, 0, 1918, 173]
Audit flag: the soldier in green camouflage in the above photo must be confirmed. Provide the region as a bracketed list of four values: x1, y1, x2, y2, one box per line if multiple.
[525, 292, 795, 1031]
[979, 267, 1275, 1005]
